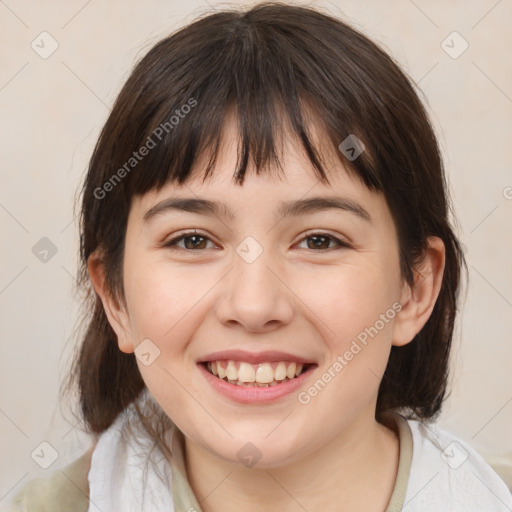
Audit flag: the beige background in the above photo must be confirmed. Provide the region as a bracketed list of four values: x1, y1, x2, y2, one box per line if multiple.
[1, 0, 511, 505]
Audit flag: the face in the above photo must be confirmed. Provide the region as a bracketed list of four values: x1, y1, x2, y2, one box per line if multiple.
[104, 117, 414, 468]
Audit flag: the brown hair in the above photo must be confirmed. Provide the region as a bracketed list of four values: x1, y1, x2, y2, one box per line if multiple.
[66, 2, 466, 435]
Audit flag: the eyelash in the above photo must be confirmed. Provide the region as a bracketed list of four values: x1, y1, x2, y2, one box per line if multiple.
[161, 230, 351, 252]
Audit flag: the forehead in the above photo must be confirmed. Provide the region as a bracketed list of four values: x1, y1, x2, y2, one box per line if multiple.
[130, 114, 384, 220]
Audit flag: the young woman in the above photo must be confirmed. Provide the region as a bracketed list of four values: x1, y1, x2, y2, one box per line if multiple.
[11, 3, 512, 511]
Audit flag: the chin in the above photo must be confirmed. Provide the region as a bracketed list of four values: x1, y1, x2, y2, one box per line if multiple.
[199, 429, 308, 469]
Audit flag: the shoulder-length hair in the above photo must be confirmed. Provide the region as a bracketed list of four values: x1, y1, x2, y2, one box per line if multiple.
[66, 2, 466, 435]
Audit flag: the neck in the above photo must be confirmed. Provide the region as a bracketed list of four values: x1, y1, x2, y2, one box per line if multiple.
[183, 410, 399, 512]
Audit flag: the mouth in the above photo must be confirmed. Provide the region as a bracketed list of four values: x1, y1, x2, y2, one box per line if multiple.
[199, 360, 316, 387]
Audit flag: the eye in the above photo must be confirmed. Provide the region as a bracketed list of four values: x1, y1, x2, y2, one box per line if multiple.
[162, 231, 217, 251]
[296, 232, 351, 251]
[161, 231, 351, 252]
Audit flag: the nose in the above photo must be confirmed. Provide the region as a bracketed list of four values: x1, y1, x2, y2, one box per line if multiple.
[214, 246, 294, 333]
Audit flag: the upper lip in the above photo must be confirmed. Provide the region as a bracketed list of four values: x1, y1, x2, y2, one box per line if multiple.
[198, 349, 315, 365]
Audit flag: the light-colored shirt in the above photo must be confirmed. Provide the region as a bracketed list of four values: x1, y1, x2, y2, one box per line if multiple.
[8, 398, 512, 511]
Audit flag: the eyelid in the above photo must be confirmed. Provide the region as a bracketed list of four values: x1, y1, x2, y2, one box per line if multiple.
[297, 229, 352, 248]
[161, 229, 352, 251]
[160, 229, 219, 249]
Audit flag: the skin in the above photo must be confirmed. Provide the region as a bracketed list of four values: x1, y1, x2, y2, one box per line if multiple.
[89, 114, 445, 511]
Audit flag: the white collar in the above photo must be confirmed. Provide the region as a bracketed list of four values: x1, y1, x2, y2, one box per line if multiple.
[86, 389, 176, 512]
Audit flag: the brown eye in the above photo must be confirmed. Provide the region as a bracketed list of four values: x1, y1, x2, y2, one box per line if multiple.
[307, 235, 331, 250]
[297, 233, 350, 251]
[163, 232, 216, 250]
[162, 231, 350, 252]
[182, 235, 209, 249]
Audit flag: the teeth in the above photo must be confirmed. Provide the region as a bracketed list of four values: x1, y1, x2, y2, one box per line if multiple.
[232, 379, 290, 387]
[226, 360, 238, 381]
[274, 362, 287, 381]
[286, 363, 297, 379]
[206, 359, 309, 385]
[255, 363, 274, 383]
[238, 362, 256, 383]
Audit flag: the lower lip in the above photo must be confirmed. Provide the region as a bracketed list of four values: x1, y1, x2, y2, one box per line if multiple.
[198, 363, 316, 404]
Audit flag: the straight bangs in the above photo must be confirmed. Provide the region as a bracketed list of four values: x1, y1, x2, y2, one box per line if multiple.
[97, 9, 395, 207]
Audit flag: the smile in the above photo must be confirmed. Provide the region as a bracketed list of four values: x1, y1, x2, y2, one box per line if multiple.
[205, 360, 312, 387]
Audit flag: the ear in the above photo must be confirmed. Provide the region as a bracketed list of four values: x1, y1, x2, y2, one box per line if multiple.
[392, 236, 445, 347]
[87, 249, 134, 354]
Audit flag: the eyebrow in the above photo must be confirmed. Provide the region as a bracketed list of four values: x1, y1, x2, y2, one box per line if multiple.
[143, 196, 372, 224]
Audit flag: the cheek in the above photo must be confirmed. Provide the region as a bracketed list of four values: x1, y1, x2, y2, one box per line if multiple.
[296, 265, 399, 416]
[123, 258, 212, 341]
[123, 260, 211, 417]
[294, 260, 400, 349]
